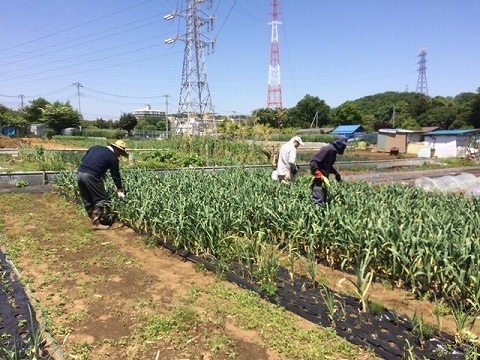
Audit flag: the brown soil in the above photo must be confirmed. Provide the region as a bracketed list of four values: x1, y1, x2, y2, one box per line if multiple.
[0, 192, 376, 360]
[0, 136, 86, 150]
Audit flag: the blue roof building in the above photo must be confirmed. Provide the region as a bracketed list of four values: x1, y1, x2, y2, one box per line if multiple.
[331, 125, 364, 139]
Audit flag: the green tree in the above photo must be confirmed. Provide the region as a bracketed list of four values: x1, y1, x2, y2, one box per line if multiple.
[450, 112, 470, 129]
[118, 112, 138, 135]
[352, 91, 433, 126]
[252, 108, 277, 128]
[0, 104, 28, 129]
[218, 118, 240, 137]
[418, 106, 456, 129]
[465, 88, 480, 128]
[21, 97, 50, 124]
[39, 101, 81, 134]
[90, 118, 117, 129]
[400, 117, 421, 130]
[454, 92, 477, 107]
[330, 101, 363, 126]
[410, 94, 431, 118]
[287, 94, 330, 128]
[134, 118, 150, 130]
[156, 118, 167, 131]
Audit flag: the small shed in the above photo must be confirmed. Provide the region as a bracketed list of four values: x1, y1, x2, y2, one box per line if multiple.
[377, 128, 425, 154]
[331, 125, 364, 139]
[28, 124, 46, 136]
[423, 129, 480, 158]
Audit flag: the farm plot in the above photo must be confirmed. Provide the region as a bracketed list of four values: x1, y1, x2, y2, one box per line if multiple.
[0, 192, 373, 360]
[51, 168, 480, 358]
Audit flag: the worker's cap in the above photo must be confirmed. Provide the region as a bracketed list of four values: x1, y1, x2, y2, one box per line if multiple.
[333, 135, 348, 145]
[292, 136, 305, 145]
[332, 136, 348, 154]
[110, 140, 128, 157]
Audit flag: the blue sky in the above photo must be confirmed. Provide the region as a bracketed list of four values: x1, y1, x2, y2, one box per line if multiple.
[0, 0, 479, 120]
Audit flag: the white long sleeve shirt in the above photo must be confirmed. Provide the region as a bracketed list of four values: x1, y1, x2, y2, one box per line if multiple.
[277, 140, 297, 176]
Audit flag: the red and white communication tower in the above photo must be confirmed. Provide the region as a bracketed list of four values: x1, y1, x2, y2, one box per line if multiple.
[266, 0, 282, 109]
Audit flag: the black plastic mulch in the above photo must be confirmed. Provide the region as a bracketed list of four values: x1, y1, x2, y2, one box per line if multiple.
[151, 235, 467, 360]
[0, 250, 51, 356]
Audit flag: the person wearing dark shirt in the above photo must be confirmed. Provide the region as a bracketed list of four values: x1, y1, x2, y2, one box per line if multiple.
[309, 136, 348, 206]
[77, 140, 128, 229]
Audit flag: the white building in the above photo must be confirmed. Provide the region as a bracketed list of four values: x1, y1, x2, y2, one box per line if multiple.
[133, 105, 166, 119]
[423, 129, 480, 158]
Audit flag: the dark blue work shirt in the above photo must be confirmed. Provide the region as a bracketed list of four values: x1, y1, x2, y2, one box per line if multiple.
[78, 145, 122, 189]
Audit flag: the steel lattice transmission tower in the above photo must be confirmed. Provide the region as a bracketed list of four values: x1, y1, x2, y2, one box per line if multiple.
[164, 0, 216, 135]
[416, 47, 428, 95]
[266, 0, 282, 109]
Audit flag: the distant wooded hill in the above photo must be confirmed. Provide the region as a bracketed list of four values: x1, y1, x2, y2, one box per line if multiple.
[252, 89, 480, 131]
[350, 90, 480, 131]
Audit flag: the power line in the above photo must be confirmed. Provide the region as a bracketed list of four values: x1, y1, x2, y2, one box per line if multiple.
[0, 85, 79, 100]
[0, 19, 163, 68]
[1, 43, 169, 83]
[1, 47, 182, 88]
[0, 0, 156, 53]
[83, 87, 165, 99]
[213, 0, 239, 39]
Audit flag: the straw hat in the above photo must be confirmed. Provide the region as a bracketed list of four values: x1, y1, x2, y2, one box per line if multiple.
[110, 140, 128, 157]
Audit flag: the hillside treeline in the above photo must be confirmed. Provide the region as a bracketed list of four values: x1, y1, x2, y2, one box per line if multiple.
[251, 89, 480, 131]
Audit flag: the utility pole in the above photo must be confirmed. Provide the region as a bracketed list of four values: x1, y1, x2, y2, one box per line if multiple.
[162, 95, 170, 139]
[310, 111, 319, 129]
[267, 0, 282, 109]
[73, 82, 83, 117]
[18, 94, 25, 108]
[416, 48, 428, 95]
[164, 0, 215, 135]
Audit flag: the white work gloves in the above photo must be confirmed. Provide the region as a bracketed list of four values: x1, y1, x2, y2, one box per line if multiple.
[117, 191, 125, 199]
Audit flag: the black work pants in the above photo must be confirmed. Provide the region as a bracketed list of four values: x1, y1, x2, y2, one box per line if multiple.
[77, 172, 107, 208]
[311, 178, 327, 206]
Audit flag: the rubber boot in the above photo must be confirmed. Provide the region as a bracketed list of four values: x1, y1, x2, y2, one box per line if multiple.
[91, 206, 110, 230]
[85, 206, 94, 219]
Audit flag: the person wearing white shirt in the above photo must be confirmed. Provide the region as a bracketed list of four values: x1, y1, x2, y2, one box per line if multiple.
[276, 136, 304, 183]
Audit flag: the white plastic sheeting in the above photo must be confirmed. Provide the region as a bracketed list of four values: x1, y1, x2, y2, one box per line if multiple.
[414, 173, 480, 195]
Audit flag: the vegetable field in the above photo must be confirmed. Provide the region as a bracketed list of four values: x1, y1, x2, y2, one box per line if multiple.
[53, 168, 480, 357]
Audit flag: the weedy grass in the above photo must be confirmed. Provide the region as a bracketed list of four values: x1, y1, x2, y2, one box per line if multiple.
[209, 283, 364, 359]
